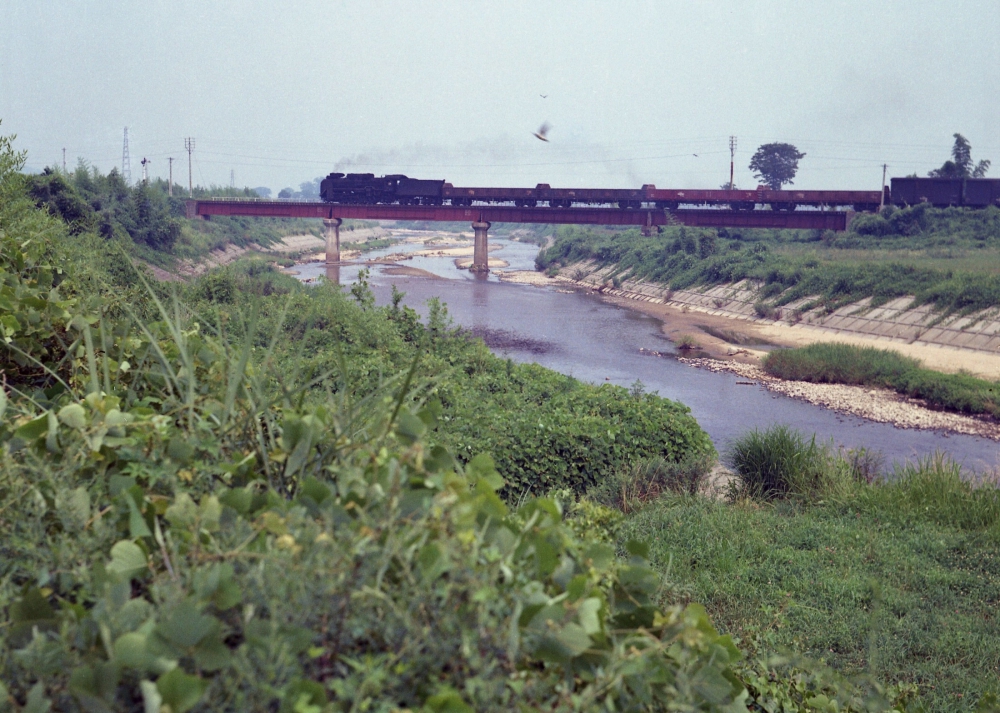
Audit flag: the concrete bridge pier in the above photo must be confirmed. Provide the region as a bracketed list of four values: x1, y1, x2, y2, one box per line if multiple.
[324, 218, 343, 264]
[471, 220, 491, 273]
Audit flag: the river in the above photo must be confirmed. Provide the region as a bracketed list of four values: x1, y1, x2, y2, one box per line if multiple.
[295, 234, 1000, 471]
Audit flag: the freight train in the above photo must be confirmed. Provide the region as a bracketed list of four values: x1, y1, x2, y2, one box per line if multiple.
[319, 172, 1000, 212]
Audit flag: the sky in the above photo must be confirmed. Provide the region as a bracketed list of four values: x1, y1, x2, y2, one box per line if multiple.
[2, 1, 998, 193]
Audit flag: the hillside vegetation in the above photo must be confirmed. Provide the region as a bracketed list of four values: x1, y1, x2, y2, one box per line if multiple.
[537, 205, 1000, 315]
[5, 128, 1000, 710]
[0, 130, 783, 712]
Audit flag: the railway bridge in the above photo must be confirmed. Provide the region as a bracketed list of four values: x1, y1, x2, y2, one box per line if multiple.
[185, 199, 852, 273]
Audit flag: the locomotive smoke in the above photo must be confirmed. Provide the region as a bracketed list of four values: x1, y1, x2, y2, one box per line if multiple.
[333, 135, 647, 188]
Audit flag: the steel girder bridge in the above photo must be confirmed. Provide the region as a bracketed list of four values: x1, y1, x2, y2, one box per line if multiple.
[185, 199, 852, 273]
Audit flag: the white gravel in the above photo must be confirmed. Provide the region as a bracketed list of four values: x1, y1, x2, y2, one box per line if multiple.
[679, 357, 1000, 441]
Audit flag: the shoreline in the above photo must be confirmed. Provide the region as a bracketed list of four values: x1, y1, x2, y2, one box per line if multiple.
[499, 269, 1000, 441]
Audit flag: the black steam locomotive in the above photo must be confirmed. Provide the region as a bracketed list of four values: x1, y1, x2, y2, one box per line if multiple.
[319, 172, 1000, 211]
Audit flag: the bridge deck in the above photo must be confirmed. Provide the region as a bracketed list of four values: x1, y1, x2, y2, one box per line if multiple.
[186, 200, 849, 231]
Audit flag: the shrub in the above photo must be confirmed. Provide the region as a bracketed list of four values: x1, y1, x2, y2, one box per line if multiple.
[589, 454, 715, 513]
[727, 426, 846, 501]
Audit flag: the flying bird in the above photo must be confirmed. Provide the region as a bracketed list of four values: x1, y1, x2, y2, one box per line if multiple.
[533, 122, 551, 142]
[540, 94, 548, 98]
[692, 153, 699, 157]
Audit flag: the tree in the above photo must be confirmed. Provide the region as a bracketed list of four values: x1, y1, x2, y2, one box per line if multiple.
[929, 133, 990, 178]
[748, 143, 806, 190]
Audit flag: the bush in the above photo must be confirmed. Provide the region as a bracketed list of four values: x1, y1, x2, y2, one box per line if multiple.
[588, 454, 715, 513]
[727, 426, 846, 501]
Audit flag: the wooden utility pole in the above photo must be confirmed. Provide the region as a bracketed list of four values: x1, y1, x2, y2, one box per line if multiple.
[729, 136, 737, 190]
[168, 158, 174, 196]
[62, 148, 66, 173]
[880, 163, 887, 211]
[184, 137, 195, 196]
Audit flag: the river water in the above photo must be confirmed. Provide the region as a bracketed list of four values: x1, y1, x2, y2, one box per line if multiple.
[296, 235, 1000, 471]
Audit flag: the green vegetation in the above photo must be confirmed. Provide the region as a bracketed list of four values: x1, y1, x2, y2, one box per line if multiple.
[340, 236, 401, 253]
[2, 128, 770, 711]
[617, 428, 1000, 710]
[537, 204, 1000, 316]
[25, 161, 324, 265]
[727, 426, 849, 501]
[749, 142, 806, 190]
[765, 342, 1000, 418]
[6, 125, 999, 710]
[928, 134, 990, 179]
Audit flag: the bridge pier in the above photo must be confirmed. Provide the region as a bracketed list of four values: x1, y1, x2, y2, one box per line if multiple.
[471, 220, 491, 273]
[324, 218, 342, 264]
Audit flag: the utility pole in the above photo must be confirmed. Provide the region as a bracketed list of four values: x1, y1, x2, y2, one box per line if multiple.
[168, 157, 174, 196]
[729, 136, 737, 190]
[184, 137, 195, 196]
[62, 148, 66, 173]
[230, 169, 235, 190]
[122, 127, 132, 185]
[140, 157, 150, 183]
[880, 163, 888, 211]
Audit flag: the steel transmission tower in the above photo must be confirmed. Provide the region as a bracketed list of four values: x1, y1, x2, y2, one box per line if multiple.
[122, 127, 132, 185]
[184, 137, 195, 196]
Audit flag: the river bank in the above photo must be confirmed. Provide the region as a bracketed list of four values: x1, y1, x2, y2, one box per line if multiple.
[498, 268, 1000, 441]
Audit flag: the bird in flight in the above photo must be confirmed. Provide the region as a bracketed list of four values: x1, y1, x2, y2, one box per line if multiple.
[540, 94, 548, 98]
[692, 153, 699, 157]
[533, 122, 551, 142]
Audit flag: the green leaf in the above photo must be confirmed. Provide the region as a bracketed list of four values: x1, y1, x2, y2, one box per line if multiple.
[156, 600, 215, 649]
[281, 679, 328, 713]
[139, 680, 162, 713]
[23, 681, 51, 713]
[424, 687, 473, 713]
[165, 493, 197, 528]
[9, 588, 58, 645]
[69, 660, 121, 711]
[167, 437, 194, 464]
[57, 402, 87, 429]
[466, 453, 504, 490]
[127, 495, 153, 539]
[106, 540, 148, 581]
[15, 413, 49, 441]
[219, 487, 253, 515]
[156, 668, 208, 713]
[395, 410, 425, 444]
[198, 495, 221, 532]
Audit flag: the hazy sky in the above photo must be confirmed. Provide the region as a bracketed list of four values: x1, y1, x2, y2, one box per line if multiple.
[2, 1, 998, 192]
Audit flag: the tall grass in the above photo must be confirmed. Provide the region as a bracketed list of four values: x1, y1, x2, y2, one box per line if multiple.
[588, 454, 714, 513]
[727, 426, 849, 501]
[764, 342, 1000, 419]
[859, 453, 1000, 531]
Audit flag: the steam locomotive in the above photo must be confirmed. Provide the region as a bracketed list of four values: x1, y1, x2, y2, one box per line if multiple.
[319, 172, 1000, 212]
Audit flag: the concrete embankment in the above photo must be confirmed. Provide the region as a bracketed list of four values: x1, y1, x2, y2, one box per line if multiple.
[499, 261, 1000, 381]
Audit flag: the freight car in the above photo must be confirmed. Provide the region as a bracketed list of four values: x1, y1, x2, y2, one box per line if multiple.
[320, 172, 886, 211]
[891, 177, 1000, 208]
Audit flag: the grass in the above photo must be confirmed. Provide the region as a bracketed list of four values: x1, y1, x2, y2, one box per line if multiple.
[764, 342, 1000, 419]
[610, 425, 1000, 709]
[587, 454, 714, 512]
[726, 426, 849, 501]
[617, 449, 1000, 710]
[536, 205, 1000, 317]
